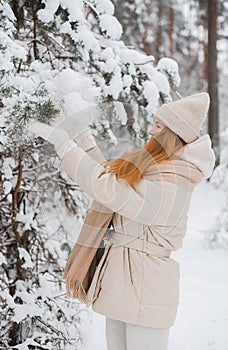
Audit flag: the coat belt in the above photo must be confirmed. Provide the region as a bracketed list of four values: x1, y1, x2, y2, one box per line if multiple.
[86, 232, 172, 304]
[103, 232, 171, 258]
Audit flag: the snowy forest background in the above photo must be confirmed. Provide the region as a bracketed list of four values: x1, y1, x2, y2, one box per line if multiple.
[0, 0, 227, 349]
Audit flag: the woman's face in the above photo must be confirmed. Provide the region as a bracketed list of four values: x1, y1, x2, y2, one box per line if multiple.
[148, 117, 166, 137]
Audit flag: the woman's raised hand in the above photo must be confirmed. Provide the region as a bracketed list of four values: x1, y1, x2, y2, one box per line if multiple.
[26, 104, 102, 156]
[26, 120, 77, 159]
[50, 105, 100, 151]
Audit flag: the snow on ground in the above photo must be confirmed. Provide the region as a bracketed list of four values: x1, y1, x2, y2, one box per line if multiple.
[78, 179, 228, 350]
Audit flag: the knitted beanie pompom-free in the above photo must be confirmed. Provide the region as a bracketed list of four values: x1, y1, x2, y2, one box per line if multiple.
[154, 92, 210, 143]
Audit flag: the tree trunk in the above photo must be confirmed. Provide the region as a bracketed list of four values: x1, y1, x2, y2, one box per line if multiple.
[198, 0, 208, 88]
[10, 0, 25, 33]
[32, 4, 39, 60]
[156, 0, 162, 61]
[169, 0, 174, 57]
[207, 0, 219, 166]
[187, 1, 193, 60]
[142, 2, 153, 56]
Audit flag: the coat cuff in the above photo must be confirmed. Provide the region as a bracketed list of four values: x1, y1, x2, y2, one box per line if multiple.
[57, 140, 78, 159]
[74, 128, 96, 151]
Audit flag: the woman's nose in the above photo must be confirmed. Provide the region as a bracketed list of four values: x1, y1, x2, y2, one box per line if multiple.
[148, 126, 154, 135]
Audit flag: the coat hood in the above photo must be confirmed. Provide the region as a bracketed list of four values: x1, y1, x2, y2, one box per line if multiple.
[175, 134, 216, 179]
[143, 134, 216, 192]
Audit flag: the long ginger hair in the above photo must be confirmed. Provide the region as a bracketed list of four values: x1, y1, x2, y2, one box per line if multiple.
[98, 126, 187, 192]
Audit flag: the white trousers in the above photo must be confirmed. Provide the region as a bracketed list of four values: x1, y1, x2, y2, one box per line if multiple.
[106, 317, 170, 350]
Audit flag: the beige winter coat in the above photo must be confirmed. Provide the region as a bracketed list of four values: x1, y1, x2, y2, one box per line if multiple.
[61, 134, 215, 328]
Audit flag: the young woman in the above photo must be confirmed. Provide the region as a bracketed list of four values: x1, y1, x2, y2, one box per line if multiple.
[27, 92, 215, 350]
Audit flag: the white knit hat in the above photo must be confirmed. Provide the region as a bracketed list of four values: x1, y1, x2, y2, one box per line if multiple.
[154, 92, 210, 143]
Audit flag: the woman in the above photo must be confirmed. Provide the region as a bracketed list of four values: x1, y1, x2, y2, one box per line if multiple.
[27, 92, 215, 350]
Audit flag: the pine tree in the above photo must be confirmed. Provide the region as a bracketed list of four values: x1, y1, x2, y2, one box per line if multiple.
[0, 2, 83, 348]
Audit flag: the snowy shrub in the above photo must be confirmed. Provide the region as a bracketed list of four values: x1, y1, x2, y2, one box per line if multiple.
[205, 128, 228, 247]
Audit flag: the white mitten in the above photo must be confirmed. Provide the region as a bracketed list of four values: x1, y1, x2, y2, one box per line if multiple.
[26, 121, 77, 159]
[51, 105, 100, 151]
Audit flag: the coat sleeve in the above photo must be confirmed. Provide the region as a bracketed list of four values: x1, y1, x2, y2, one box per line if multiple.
[75, 128, 112, 214]
[61, 145, 166, 226]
